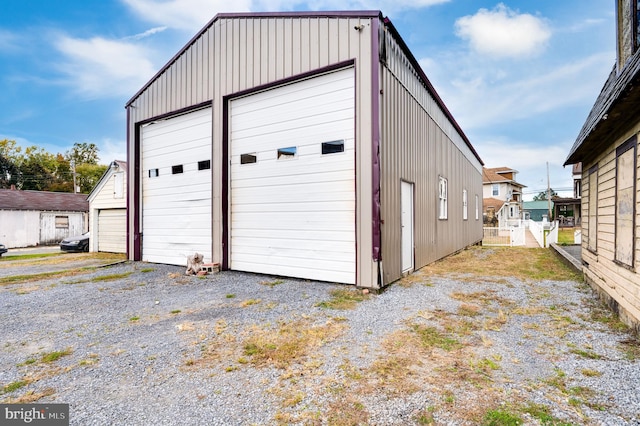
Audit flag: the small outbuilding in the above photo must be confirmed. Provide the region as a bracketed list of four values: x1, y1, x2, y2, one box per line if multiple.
[0, 188, 88, 247]
[126, 11, 484, 289]
[87, 160, 127, 253]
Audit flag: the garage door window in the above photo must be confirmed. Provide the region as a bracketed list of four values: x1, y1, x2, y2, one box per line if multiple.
[198, 160, 211, 170]
[277, 147, 297, 159]
[322, 140, 344, 155]
[172, 165, 184, 174]
[55, 216, 69, 229]
[241, 153, 257, 164]
[149, 168, 159, 178]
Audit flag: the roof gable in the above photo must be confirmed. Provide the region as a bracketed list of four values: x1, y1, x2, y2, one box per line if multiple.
[0, 189, 89, 212]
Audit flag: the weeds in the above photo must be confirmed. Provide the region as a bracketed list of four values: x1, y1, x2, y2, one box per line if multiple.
[1, 380, 29, 394]
[316, 288, 370, 310]
[40, 348, 72, 363]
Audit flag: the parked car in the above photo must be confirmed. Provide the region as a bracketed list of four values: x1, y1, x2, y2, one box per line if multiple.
[0, 243, 7, 257]
[60, 232, 90, 252]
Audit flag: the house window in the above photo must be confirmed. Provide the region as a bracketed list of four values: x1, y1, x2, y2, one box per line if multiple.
[277, 147, 297, 159]
[240, 153, 257, 164]
[149, 168, 159, 178]
[322, 140, 345, 154]
[463, 189, 468, 220]
[198, 160, 211, 170]
[55, 216, 69, 229]
[438, 176, 448, 220]
[172, 165, 183, 174]
[615, 137, 637, 267]
[587, 165, 598, 252]
[492, 184, 499, 197]
[475, 195, 479, 220]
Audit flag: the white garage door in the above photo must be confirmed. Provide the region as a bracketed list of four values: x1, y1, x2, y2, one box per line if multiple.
[141, 107, 212, 265]
[230, 68, 356, 284]
[98, 209, 126, 253]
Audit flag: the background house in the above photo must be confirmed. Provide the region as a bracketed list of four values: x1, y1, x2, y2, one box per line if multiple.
[523, 200, 553, 222]
[125, 11, 484, 289]
[0, 188, 88, 247]
[482, 167, 526, 226]
[564, 0, 640, 332]
[87, 160, 127, 253]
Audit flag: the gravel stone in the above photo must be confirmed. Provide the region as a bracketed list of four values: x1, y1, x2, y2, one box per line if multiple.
[0, 259, 639, 425]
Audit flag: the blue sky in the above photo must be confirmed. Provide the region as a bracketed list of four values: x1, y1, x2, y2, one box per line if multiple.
[0, 0, 615, 199]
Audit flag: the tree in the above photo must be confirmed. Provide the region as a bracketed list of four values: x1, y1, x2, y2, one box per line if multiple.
[65, 142, 100, 166]
[0, 154, 20, 188]
[532, 189, 558, 201]
[75, 163, 108, 193]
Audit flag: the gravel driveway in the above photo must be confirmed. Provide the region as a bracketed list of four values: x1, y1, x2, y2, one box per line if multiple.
[0, 249, 639, 425]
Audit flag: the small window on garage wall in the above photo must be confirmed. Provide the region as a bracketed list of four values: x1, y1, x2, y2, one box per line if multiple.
[172, 165, 184, 174]
[475, 195, 479, 220]
[615, 136, 637, 267]
[463, 189, 468, 220]
[241, 153, 257, 164]
[55, 216, 69, 229]
[438, 176, 448, 220]
[277, 147, 297, 159]
[149, 168, 159, 178]
[322, 140, 345, 154]
[198, 160, 211, 170]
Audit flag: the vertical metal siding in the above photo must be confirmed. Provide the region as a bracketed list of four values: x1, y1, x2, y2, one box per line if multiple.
[378, 26, 482, 285]
[127, 15, 376, 286]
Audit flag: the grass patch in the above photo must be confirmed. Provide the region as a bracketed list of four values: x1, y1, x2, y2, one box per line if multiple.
[423, 246, 582, 282]
[259, 279, 284, 287]
[522, 403, 573, 426]
[316, 288, 371, 310]
[140, 267, 155, 273]
[129, 316, 140, 322]
[482, 409, 523, 426]
[1, 380, 29, 394]
[40, 348, 72, 363]
[458, 303, 481, 316]
[581, 368, 602, 377]
[557, 228, 575, 245]
[410, 323, 462, 351]
[240, 318, 345, 369]
[0, 253, 62, 261]
[620, 338, 640, 361]
[239, 299, 261, 307]
[225, 294, 236, 299]
[170, 309, 181, 314]
[569, 347, 602, 360]
[90, 272, 133, 282]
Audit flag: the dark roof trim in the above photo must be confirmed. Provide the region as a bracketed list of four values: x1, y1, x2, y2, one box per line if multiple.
[126, 10, 382, 107]
[380, 16, 483, 166]
[565, 47, 640, 166]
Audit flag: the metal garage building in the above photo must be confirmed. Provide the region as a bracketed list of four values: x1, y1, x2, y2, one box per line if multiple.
[126, 11, 484, 289]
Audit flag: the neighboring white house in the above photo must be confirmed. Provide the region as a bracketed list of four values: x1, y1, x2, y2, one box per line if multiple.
[482, 167, 526, 225]
[87, 160, 127, 254]
[0, 188, 88, 247]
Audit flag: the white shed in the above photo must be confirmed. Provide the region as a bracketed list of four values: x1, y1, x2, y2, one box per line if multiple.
[87, 160, 127, 254]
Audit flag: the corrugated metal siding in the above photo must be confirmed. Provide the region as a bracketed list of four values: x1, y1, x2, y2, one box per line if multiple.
[127, 15, 376, 286]
[378, 25, 483, 285]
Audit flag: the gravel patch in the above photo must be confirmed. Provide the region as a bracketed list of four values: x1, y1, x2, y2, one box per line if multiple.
[0, 256, 639, 425]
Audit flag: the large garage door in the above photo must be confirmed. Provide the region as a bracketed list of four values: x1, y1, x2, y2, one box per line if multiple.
[98, 209, 126, 253]
[141, 107, 212, 265]
[230, 68, 355, 284]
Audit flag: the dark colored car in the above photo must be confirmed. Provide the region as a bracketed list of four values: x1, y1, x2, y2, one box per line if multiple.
[0, 243, 7, 257]
[60, 232, 90, 252]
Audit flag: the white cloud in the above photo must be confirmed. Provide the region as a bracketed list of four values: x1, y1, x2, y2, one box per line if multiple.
[121, 0, 450, 32]
[96, 138, 127, 163]
[124, 26, 168, 41]
[455, 3, 551, 58]
[0, 29, 18, 52]
[54, 35, 159, 99]
[121, 0, 252, 32]
[421, 52, 613, 131]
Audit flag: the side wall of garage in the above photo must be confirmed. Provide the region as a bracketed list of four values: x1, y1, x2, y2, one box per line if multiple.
[88, 165, 127, 253]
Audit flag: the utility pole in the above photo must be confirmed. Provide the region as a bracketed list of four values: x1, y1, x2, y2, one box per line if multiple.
[71, 160, 77, 193]
[546, 161, 552, 221]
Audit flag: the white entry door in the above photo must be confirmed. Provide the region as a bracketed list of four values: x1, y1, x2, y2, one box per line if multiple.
[401, 181, 414, 273]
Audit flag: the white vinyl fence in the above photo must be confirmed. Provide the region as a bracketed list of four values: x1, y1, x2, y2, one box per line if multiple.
[483, 222, 526, 247]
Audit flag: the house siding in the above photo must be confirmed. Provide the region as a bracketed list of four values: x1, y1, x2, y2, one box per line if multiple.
[378, 23, 482, 284]
[582, 125, 640, 333]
